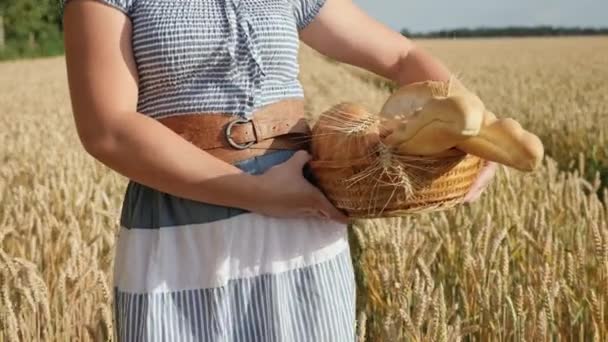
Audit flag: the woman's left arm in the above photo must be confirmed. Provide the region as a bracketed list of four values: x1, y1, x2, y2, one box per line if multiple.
[299, 0, 452, 85]
[300, 0, 498, 202]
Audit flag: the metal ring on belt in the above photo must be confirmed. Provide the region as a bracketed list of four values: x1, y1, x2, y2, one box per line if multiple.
[225, 117, 255, 150]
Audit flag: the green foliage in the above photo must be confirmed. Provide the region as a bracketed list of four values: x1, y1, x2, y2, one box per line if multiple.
[0, 0, 64, 60]
[402, 26, 608, 39]
[0, 36, 64, 60]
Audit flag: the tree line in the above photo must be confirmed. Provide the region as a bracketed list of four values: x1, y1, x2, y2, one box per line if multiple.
[0, 0, 63, 60]
[401, 26, 608, 38]
[0, 0, 607, 60]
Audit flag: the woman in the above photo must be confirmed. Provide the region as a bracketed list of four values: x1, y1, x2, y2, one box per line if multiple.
[61, 0, 497, 340]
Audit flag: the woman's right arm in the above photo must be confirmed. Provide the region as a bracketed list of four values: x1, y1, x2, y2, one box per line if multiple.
[63, 0, 348, 223]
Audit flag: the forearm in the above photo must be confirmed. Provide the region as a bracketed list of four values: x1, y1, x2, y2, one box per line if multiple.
[82, 110, 264, 210]
[392, 44, 453, 86]
[300, 0, 453, 88]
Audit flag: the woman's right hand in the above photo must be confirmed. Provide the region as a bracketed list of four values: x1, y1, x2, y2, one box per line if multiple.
[252, 150, 350, 224]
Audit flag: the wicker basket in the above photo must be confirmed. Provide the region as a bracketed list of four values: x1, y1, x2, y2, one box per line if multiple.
[309, 102, 484, 219]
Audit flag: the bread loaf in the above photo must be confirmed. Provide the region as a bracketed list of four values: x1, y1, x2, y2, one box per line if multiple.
[386, 96, 484, 155]
[311, 102, 380, 164]
[379, 80, 450, 119]
[379, 79, 544, 171]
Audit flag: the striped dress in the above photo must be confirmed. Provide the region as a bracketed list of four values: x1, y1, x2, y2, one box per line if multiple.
[61, 0, 357, 341]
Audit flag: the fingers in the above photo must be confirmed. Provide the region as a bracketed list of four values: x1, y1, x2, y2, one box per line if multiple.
[314, 192, 350, 224]
[476, 161, 498, 188]
[464, 179, 485, 203]
[282, 150, 350, 223]
[304, 208, 331, 221]
[285, 150, 312, 170]
[463, 188, 482, 203]
[464, 160, 498, 203]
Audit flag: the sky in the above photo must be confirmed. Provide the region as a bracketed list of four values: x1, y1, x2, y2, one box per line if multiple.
[352, 0, 608, 32]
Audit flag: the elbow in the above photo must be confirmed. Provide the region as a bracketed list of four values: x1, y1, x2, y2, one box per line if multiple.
[75, 119, 120, 161]
[72, 107, 135, 161]
[79, 130, 116, 161]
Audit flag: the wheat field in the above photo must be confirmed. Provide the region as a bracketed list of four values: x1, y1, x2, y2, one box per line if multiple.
[1, 37, 607, 341]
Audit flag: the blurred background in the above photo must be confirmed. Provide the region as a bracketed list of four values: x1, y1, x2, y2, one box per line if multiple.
[0, 0, 607, 60]
[354, 0, 607, 34]
[1, 1, 607, 341]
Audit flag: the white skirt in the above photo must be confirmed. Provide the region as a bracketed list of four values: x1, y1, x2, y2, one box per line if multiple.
[112, 150, 357, 341]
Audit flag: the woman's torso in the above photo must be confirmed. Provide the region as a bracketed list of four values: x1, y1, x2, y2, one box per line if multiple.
[62, 2, 356, 337]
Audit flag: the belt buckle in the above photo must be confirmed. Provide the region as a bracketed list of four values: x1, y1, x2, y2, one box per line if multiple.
[225, 117, 255, 150]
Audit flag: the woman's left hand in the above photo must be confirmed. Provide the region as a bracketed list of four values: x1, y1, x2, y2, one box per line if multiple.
[462, 160, 498, 203]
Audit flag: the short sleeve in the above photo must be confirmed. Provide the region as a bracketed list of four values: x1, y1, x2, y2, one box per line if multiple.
[292, 0, 327, 30]
[61, 0, 135, 18]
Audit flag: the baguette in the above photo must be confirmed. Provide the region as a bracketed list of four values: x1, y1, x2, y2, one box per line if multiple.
[457, 112, 544, 171]
[379, 79, 544, 171]
[379, 80, 450, 119]
[448, 80, 544, 171]
[386, 96, 484, 155]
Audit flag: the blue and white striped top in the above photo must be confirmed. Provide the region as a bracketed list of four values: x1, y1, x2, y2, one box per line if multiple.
[62, 0, 326, 119]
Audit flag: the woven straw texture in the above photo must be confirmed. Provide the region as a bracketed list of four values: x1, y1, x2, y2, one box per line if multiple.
[310, 102, 484, 218]
[310, 149, 483, 218]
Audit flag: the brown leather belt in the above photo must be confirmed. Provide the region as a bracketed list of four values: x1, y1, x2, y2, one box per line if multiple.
[157, 99, 312, 164]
